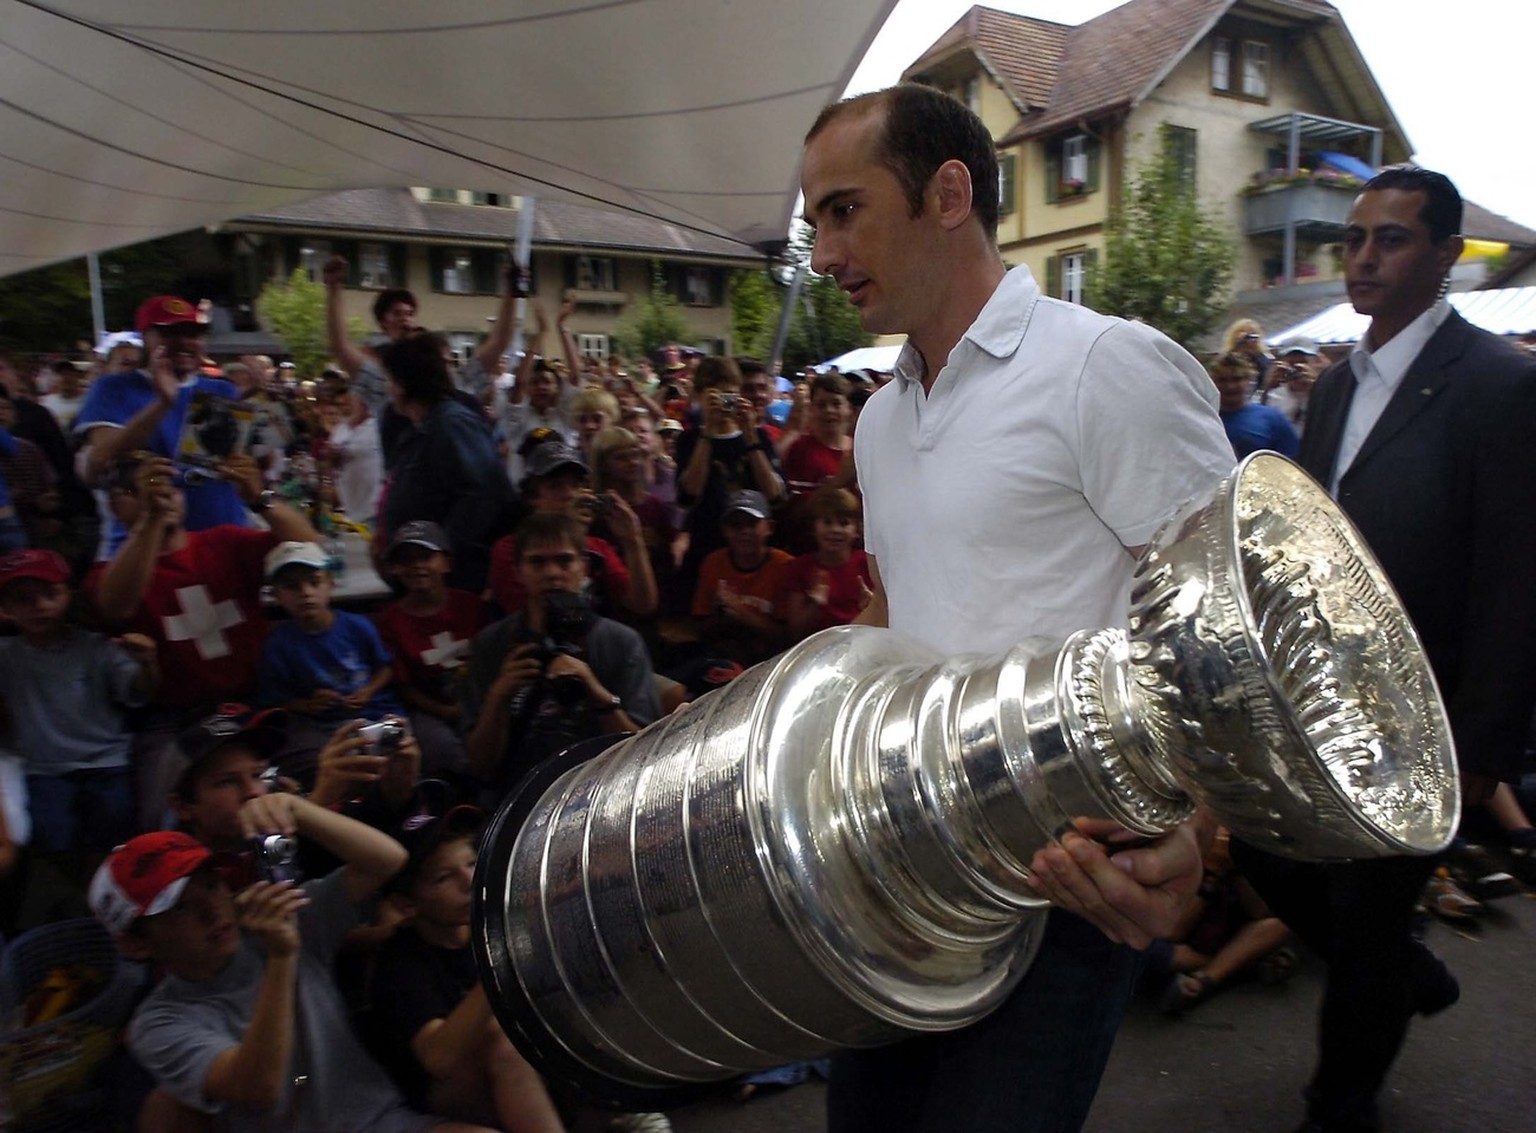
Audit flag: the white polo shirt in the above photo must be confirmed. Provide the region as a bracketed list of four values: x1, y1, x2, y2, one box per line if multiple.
[855, 266, 1234, 655]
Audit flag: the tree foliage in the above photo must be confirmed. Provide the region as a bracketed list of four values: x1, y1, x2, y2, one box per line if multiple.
[728, 268, 780, 361]
[610, 263, 696, 360]
[257, 269, 332, 377]
[727, 225, 870, 371]
[1086, 130, 1235, 350]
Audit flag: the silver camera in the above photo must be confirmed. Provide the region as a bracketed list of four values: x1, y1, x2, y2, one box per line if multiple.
[252, 833, 300, 884]
[357, 718, 408, 756]
[718, 392, 741, 413]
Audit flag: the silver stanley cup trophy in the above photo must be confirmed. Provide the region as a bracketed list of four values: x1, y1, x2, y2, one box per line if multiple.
[472, 452, 1459, 1105]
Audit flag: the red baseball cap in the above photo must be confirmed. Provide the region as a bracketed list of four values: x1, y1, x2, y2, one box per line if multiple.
[89, 831, 213, 936]
[134, 295, 207, 336]
[0, 548, 70, 591]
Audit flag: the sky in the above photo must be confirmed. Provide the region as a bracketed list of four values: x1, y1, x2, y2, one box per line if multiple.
[844, 0, 1535, 230]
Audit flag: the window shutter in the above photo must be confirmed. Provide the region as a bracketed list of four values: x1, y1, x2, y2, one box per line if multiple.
[428, 247, 445, 292]
[473, 249, 498, 294]
[390, 244, 409, 290]
[1086, 139, 1102, 193]
[1045, 255, 1060, 298]
[1045, 146, 1061, 204]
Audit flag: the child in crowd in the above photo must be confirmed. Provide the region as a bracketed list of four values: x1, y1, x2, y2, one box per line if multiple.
[259, 541, 404, 734]
[366, 805, 563, 1132]
[373, 522, 487, 776]
[690, 490, 790, 669]
[784, 487, 871, 642]
[90, 807, 491, 1133]
[0, 548, 158, 856]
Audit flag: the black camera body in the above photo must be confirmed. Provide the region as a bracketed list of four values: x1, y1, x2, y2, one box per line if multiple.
[522, 590, 599, 709]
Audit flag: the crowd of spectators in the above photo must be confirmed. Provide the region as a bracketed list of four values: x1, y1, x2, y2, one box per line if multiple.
[1, 286, 1531, 1133]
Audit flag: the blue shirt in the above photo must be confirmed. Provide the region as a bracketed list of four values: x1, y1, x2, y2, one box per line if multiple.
[75, 370, 249, 553]
[1221, 403, 1300, 460]
[258, 610, 403, 722]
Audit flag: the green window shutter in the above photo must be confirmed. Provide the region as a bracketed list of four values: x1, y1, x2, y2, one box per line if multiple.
[1086, 139, 1102, 193]
[1045, 254, 1060, 298]
[473, 248, 498, 294]
[428, 247, 445, 291]
[1045, 146, 1061, 204]
[998, 154, 1017, 217]
[389, 244, 409, 291]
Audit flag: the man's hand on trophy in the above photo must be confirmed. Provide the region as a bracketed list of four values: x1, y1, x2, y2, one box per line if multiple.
[1025, 817, 1205, 950]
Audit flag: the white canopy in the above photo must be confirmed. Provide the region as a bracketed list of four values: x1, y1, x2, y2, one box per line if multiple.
[0, 0, 899, 277]
[820, 343, 903, 373]
[1271, 286, 1536, 346]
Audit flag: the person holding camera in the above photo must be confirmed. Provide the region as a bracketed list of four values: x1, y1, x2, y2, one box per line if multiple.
[1259, 337, 1326, 436]
[463, 512, 661, 793]
[674, 355, 786, 604]
[91, 798, 494, 1133]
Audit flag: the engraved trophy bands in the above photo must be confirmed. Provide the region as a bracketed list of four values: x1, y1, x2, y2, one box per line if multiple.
[472, 452, 1459, 1105]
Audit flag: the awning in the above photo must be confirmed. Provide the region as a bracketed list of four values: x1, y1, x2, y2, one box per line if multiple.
[820, 344, 903, 373]
[0, 0, 899, 278]
[1270, 286, 1536, 346]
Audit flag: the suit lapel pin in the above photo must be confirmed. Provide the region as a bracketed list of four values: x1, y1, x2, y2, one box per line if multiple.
[1421, 388, 1432, 396]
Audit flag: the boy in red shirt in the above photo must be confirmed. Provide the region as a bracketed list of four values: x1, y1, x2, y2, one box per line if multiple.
[690, 490, 790, 668]
[784, 486, 871, 641]
[373, 521, 489, 776]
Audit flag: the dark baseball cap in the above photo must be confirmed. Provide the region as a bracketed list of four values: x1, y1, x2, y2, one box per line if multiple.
[387, 520, 451, 560]
[723, 489, 771, 520]
[174, 704, 288, 793]
[525, 443, 588, 479]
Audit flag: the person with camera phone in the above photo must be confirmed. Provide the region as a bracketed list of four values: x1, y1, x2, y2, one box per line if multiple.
[464, 512, 661, 793]
[92, 792, 497, 1132]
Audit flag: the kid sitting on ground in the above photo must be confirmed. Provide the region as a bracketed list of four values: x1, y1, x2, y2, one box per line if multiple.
[258, 542, 404, 758]
[0, 548, 158, 858]
[373, 522, 488, 777]
[784, 486, 872, 642]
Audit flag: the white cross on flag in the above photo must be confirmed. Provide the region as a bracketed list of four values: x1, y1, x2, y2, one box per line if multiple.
[421, 630, 468, 669]
[163, 585, 245, 660]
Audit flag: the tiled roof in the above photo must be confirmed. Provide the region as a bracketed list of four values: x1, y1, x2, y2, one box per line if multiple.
[1005, 0, 1233, 141]
[236, 188, 758, 262]
[907, 6, 1069, 111]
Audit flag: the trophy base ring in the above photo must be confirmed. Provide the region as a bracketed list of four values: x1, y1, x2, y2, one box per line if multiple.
[473, 734, 737, 1111]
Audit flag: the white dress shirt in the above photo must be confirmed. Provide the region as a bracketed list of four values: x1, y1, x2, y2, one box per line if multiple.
[1331, 299, 1451, 495]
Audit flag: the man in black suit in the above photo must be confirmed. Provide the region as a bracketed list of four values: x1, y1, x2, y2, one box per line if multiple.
[1233, 166, 1536, 1133]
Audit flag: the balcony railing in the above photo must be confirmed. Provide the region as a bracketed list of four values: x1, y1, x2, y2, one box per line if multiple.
[1243, 174, 1362, 241]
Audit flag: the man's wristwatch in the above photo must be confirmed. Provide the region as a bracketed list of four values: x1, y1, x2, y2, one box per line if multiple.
[252, 488, 277, 513]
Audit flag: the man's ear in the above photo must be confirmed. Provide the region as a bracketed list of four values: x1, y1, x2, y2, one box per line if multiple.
[1434, 234, 1465, 279]
[932, 160, 975, 232]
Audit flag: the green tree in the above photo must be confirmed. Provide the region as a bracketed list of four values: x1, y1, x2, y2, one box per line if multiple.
[0, 260, 91, 354]
[779, 272, 869, 371]
[257, 269, 333, 377]
[728, 268, 781, 361]
[610, 263, 695, 360]
[1086, 129, 1235, 350]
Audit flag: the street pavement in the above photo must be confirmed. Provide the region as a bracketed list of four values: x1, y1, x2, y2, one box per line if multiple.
[571, 892, 1536, 1133]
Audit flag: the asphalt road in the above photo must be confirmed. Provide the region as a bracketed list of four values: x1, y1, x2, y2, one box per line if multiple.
[571, 892, 1536, 1133]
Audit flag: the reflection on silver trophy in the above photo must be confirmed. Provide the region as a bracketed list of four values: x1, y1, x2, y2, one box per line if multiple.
[472, 453, 1458, 1103]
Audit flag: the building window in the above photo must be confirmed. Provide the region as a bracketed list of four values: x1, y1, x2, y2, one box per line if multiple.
[1212, 36, 1231, 92]
[683, 267, 715, 306]
[470, 191, 511, 207]
[297, 240, 332, 282]
[428, 188, 461, 203]
[430, 246, 502, 294]
[578, 333, 609, 359]
[1062, 252, 1086, 305]
[442, 249, 474, 294]
[1163, 125, 1197, 188]
[998, 153, 1017, 218]
[1046, 133, 1099, 202]
[1242, 41, 1270, 99]
[573, 255, 618, 292]
[358, 243, 394, 289]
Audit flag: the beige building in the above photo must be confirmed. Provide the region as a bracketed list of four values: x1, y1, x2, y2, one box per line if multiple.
[220, 188, 763, 362]
[903, 0, 1533, 342]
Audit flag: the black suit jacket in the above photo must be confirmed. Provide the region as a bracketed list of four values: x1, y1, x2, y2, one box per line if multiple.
[1299, 310, 1536, 779]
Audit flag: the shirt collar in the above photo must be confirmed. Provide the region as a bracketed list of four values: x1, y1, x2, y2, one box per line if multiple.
[1349, 298, 1452, 388]
[892, 266, 1038, 391]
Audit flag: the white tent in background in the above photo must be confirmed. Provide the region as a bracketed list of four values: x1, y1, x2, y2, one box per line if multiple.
[1271, 286, 1536, 346]
[819, 343, 904, 373]
[0, 0, 900, 277]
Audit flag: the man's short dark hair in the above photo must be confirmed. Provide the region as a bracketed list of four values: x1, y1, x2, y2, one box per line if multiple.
[736, 358, 770, 380]
[372, 287, 418, 326]
[810, 373, 850, 401]
[694, 355, 743, 392]
[806, 84, 1000, 238]
[1361, 165, 1463, 244]
[516, 512, 585, 559]
[377, 332, 452, 406]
